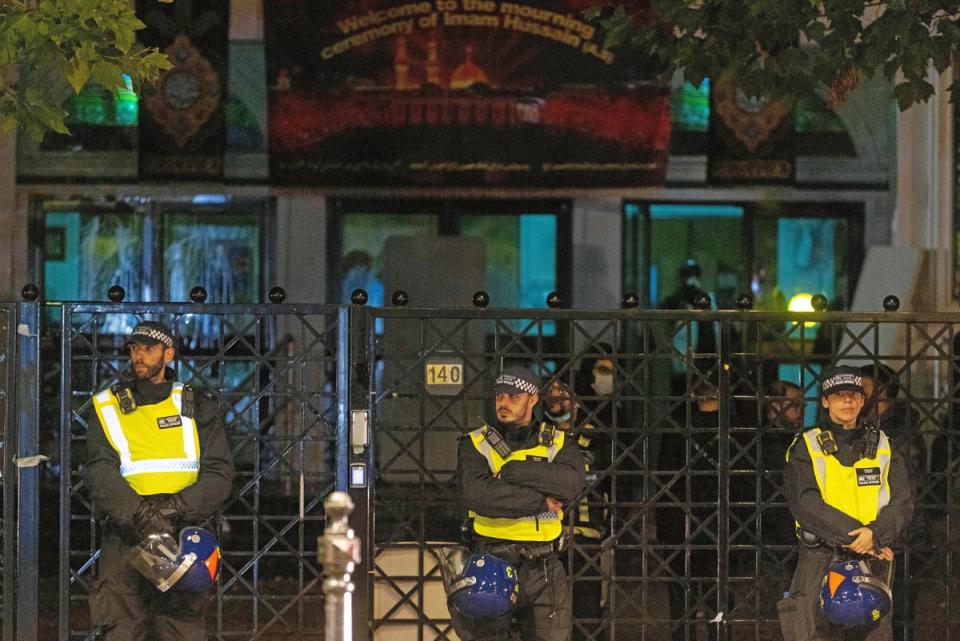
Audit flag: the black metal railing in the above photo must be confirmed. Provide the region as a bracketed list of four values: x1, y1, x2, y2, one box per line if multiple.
[3, 290, 960, 641]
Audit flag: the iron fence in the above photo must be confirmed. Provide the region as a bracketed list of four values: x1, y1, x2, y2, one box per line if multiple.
[48, 302, 348, 641]
[3, 298, 960, 640]
[0, 302, 18, 641]
[360, 306, 960, 641]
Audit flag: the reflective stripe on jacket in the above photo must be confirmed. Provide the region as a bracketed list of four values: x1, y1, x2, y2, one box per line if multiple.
[92, 383, 200, 495]
[468, 424, 565, 542]
[801, 427, 891, 525]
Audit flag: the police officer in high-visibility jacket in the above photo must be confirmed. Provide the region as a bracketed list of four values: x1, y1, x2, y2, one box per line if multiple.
[85, 321, 235, 641]
[454, 365, 586, 641]
[777, 366, 912, 641]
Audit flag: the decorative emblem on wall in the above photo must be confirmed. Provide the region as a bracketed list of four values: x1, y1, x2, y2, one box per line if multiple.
[712, 73, 792, 153]
[146, 33, 221, 148]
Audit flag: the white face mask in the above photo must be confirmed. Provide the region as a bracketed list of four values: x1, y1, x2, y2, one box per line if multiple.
[592, 373, 614, 396]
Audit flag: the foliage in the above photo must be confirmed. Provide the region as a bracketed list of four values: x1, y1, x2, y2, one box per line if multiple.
[588, 1, 960, 111]
[0, 0, 172, 140]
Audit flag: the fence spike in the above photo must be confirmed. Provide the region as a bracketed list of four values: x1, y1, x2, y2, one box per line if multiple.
[20, 284, 39, 302]
[351, 289, 368, 306]
[268, 286, 286, 304]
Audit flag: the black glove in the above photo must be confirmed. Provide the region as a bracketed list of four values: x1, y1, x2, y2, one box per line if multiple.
[152, 493, 187, 525]
[132, 502, 175, 539]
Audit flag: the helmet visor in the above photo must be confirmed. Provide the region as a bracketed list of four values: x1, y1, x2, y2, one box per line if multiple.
[127, 533, 198, 592]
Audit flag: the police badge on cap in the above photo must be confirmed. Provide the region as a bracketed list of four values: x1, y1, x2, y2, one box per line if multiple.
[820, 365, 864, 397]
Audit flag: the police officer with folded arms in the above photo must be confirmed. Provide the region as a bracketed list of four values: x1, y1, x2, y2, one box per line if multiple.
[777, 366, 912, 641]
[453, 365, 586, 641]
[85, 321, 235, 641]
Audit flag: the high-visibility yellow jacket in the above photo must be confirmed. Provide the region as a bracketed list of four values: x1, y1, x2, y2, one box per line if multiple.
[468, 424, 565, 542]
[573, 423, 605, 539]
[798, 427, 892, 524]
[92, 383, 200, 496]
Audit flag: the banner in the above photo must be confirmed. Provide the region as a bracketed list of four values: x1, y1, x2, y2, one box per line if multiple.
[264, 1, 670, 187]
[136, 0, 229, 180]
[707, 73, 795, 184]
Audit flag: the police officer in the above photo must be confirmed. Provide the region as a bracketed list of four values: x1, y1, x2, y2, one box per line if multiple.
[777, 366, 913, 641]
[543, 381, 609, 641]
[454, 365, 586, 641]
[85, 321, 235, 641]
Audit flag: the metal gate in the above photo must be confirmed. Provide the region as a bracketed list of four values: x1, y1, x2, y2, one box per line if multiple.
[4, 298, 960, 640]
[359, 305, 960, 641]
[47, 302, 349, 641]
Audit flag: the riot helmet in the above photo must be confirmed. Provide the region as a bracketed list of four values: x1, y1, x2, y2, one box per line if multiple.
[819, 558, 892, 628]
[439, 546, 519, 619]
[128, 527, 221, 593]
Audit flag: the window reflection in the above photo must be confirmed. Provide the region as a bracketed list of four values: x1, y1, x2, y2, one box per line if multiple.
[41, 201, 266, 344]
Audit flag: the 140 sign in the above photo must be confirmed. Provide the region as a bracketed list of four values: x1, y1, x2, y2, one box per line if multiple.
[424, 358, 464, 396]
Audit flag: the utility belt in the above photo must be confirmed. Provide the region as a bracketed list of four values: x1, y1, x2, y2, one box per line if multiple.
[479, 538, 562, 564]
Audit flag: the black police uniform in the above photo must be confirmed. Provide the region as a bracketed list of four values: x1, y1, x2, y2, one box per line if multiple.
[563, 419, 609, 641]
[85, 370, 235, 641]
[778, 418, 913, 641]
[454, 418, 586, 641]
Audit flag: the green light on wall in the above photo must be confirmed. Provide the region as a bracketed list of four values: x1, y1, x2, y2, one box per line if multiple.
[64, 75, 139, 126]
[114, 89, 139, 126]
[671, 78, 710, 133]
[115, 74, 139, 126]
[69, 87, 108, 125]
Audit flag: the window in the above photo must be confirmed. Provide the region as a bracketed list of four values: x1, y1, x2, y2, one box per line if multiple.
[38, 198, 271, 310]
[623, 201, 864, 310]
[332, 200, 570, 314]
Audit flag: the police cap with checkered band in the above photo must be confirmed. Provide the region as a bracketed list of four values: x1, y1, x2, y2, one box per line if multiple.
[126, 321, 176, 350]
[493, 365, 540, 396]
[820, 365, 864, 397]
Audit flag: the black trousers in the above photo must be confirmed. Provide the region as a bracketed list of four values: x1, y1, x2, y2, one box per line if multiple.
[777, 546, 892, 641]
[88, 529, 210, 641]
[450, 541, 572, 641]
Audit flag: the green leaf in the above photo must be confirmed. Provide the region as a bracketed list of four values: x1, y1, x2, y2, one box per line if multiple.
[66, 58, 89, 93]
[90, 60, 124, 90]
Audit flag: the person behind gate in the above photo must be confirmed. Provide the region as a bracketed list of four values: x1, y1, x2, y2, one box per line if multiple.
[453, 365, 586, 641]
[85, 321, 235, 641]
[777, 365, 912, 641]
[543, 380, 609, 641]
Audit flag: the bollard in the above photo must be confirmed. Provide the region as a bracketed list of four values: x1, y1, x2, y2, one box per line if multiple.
[321, 492, 360, 641]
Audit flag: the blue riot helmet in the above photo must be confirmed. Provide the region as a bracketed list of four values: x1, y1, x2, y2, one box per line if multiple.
[439, 546, 519, 619]
[819, 559, 892, 628]
[128, 527, 221, 593]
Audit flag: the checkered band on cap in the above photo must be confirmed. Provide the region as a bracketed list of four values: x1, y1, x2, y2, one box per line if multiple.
[130, 324, 174, 348]
[822, 372, 863, 396]
[494, 373, 539, 395]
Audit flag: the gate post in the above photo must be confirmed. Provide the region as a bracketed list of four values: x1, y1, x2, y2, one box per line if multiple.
[1, 304, 16, 641]
[344, 304, 372, 639]
[15, 296, 40, 641]
[321, 492, 360, 641]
